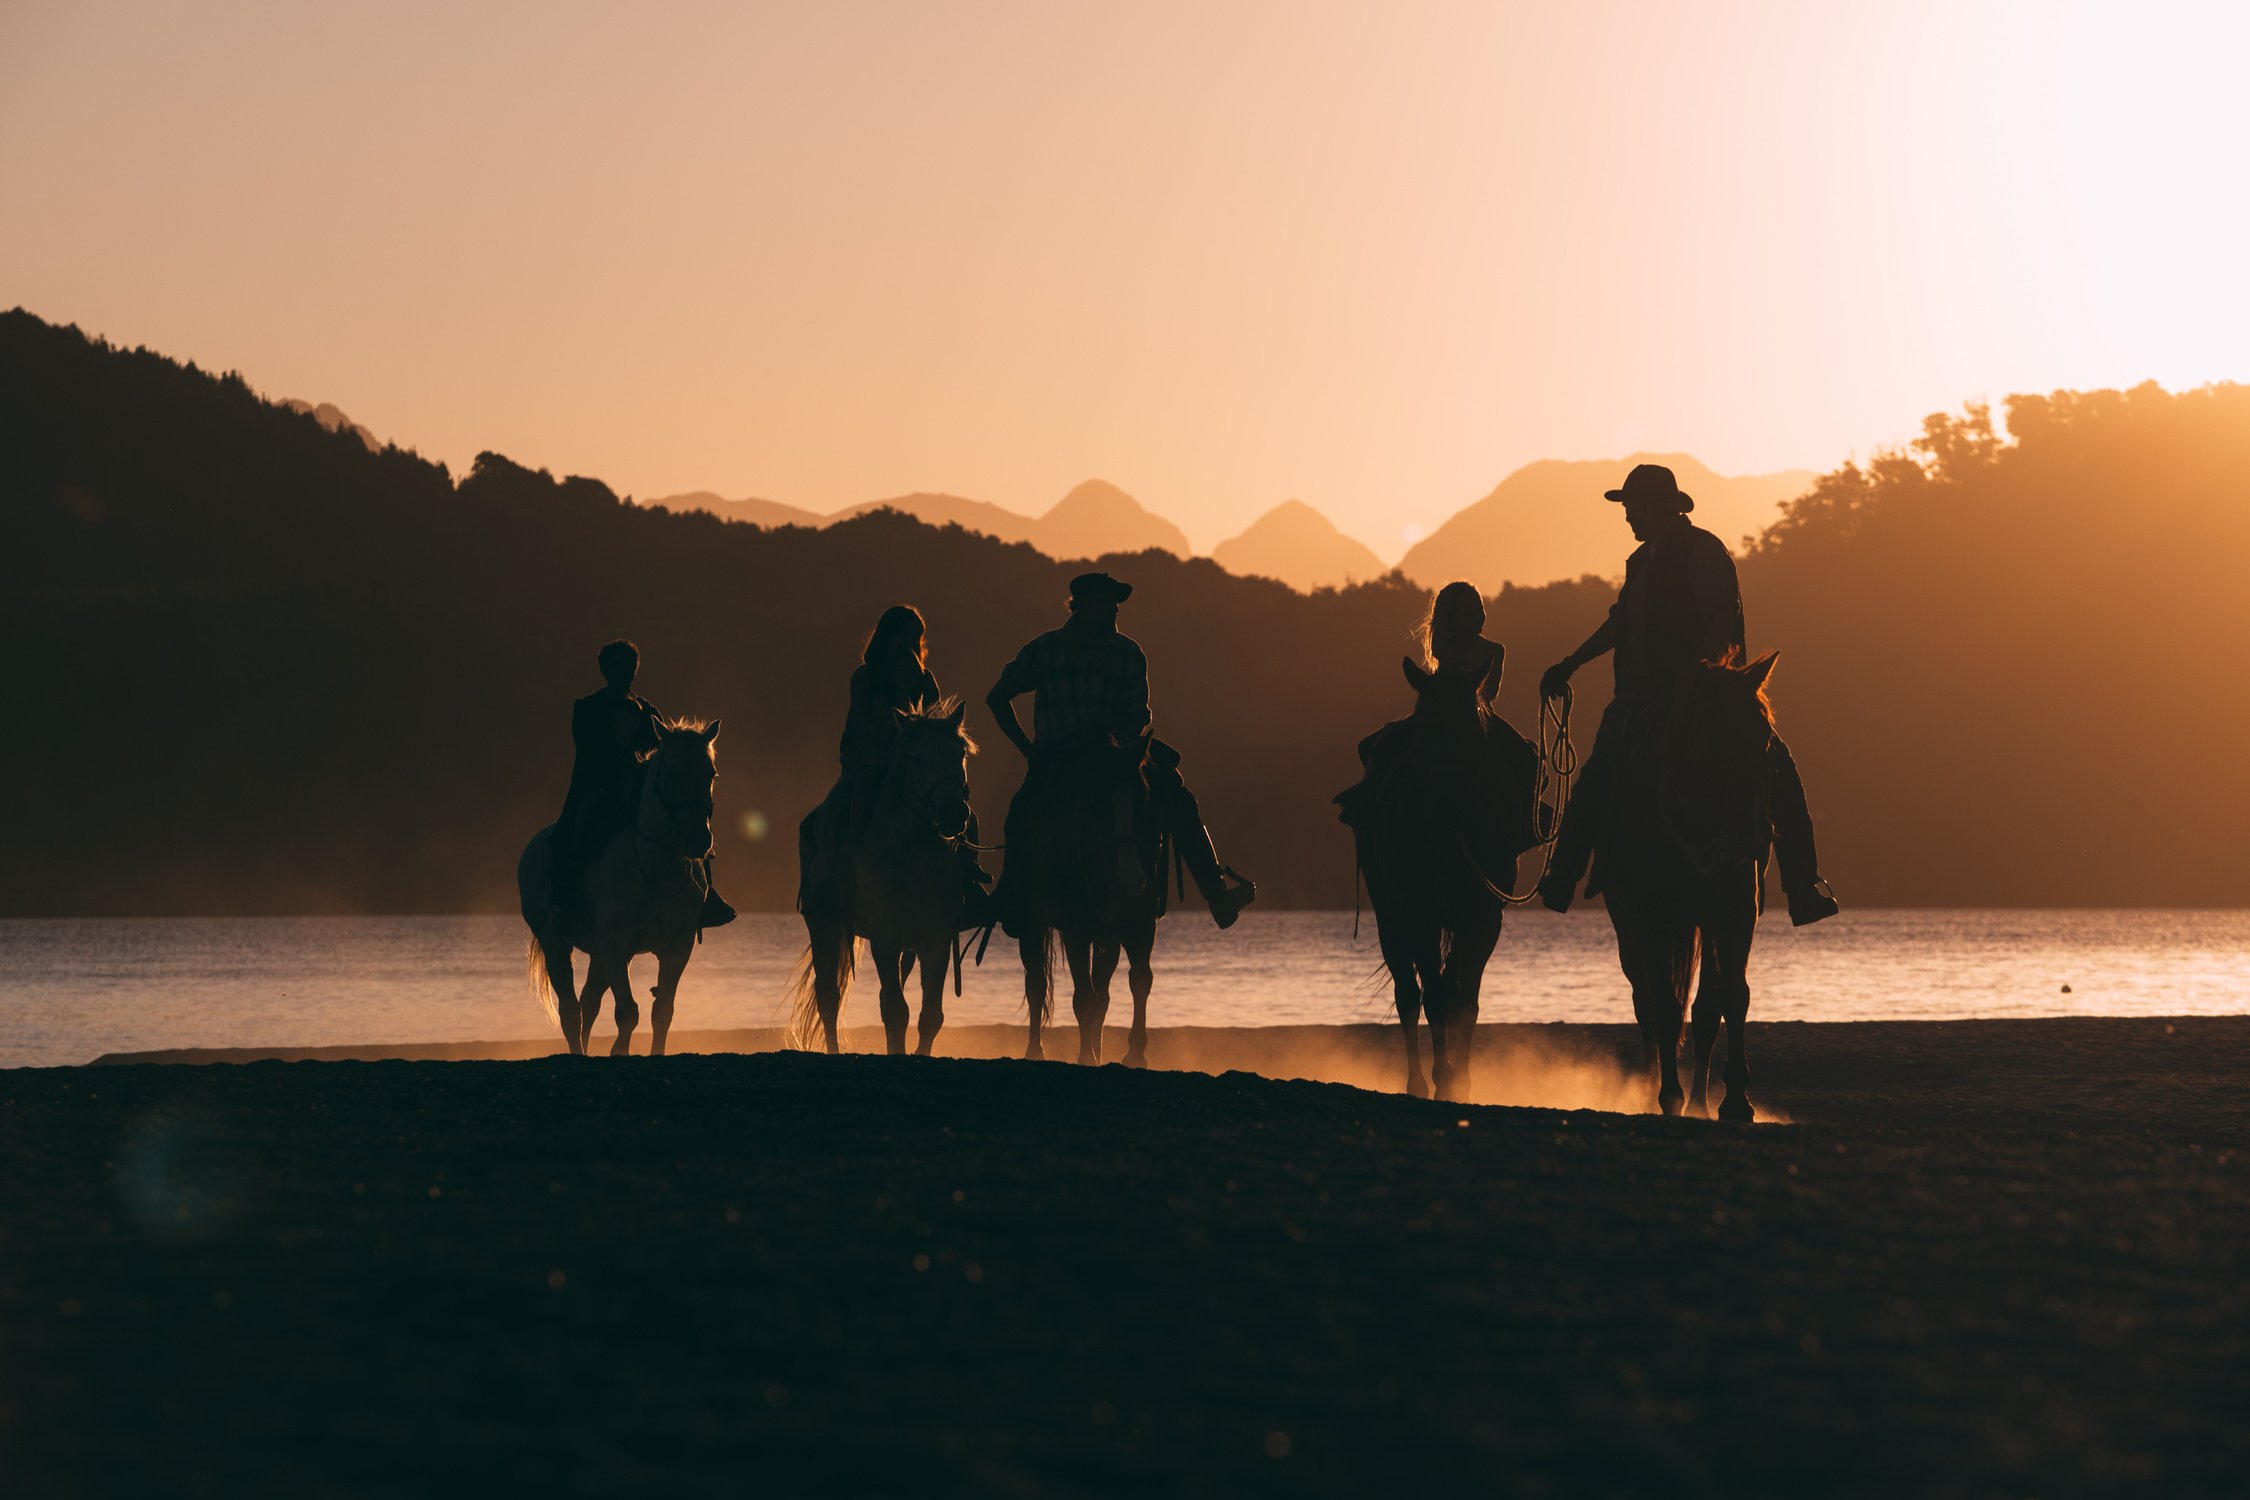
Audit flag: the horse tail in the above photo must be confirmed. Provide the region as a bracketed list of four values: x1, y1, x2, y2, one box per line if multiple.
[1023, 927, 1056, 1030]
[784, 929, 856, 1050]
[527, 934, 560, 1027]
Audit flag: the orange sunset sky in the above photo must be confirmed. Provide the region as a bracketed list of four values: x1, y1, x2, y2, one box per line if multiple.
[5, 1, 2246, 556]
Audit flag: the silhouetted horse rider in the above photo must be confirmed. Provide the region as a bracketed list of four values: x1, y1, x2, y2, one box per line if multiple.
[1536, 464, 1838, 924]
[985, 572, 1257, 932]
[550, 639, 736, 932]
[799, 604, 993, 926]
[1336, 581, 1534, 843]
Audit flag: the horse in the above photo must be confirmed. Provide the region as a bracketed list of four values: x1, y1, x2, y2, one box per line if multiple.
[518, 718, 721, 1057]
[1598, 652, 1778, 1120]
[1354, 657, 1516, 1101]
[791, 700, 978, 1057]
[1009, 736, 1166, 1068]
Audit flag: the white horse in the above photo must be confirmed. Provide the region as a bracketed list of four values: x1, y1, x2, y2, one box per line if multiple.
[518, 718, 721, 1056]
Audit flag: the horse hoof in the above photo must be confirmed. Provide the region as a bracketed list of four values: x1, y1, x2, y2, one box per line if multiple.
[1660, 1091, 1684, 1117]
[914, 1042, 934, 1058]
[1122, 1051, 1147, 1070]
[1406, 1074, 1431, 1100]
[1024, 1044, 1045, 1062]
[1718, 1095, 1755, 1123]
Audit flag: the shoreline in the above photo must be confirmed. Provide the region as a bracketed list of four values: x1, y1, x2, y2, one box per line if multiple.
[86, 1016, 2250, 1137]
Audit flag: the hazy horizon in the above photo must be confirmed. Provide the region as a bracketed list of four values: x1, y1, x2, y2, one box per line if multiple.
[7, 1, 2247, 553]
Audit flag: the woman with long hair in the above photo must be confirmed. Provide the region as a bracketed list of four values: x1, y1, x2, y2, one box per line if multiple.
[801, 604, 992, 923]
[841, 604, 940, 771]
[1335, 581, 1511, 828]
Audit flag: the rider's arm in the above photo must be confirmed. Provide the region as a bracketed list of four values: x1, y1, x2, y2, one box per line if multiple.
[1542, 614, 1617, 698]
[986, 653, 1037, 760]
[1110, 641, 1152, 744]
[1478, 636, 1506, 705]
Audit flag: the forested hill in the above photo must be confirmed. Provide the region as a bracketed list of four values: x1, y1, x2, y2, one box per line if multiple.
[5, 308, 2247, 913]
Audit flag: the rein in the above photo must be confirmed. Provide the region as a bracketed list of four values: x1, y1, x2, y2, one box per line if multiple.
[1488, 685, 1578, 905]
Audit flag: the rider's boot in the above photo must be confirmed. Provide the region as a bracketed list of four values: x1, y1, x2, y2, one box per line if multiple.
[1786, 881, 1840, 926]
[1176, 817, 1257, 930]
[1768, 734, 1838, 926]
[957, 880, 996, 932]
[1538, 808, 1593, 914]
[988, 877, 1030, 940]
[700, 869, 738, 930]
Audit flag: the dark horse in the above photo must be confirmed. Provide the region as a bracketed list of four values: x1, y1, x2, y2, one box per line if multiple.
[1012, 737, 1166, 1068]
[792, 701, 978, 1057]
[1355, 658, 1515, 1101]
[1601, 652, 1779, 1120]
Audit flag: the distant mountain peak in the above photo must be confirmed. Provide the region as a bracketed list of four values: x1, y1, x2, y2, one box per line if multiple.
[1398, 454, 1817, 590]
[281, 398, 379, 452]
[1210, 499, 1386, 593]
[1038, 478, 1189, 559]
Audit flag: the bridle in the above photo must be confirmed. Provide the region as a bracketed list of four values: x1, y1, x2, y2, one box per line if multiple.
[895, 743, 979, 847]
[637, 744, 716, 857]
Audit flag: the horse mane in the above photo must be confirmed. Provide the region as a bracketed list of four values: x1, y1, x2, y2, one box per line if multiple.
[1700, 649, 1777, 730]
[898, 695, 977, 754]
[659, 715, 710, 736]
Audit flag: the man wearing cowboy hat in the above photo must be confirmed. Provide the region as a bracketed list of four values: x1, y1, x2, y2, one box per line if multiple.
[1536, 463, 1838, 924]
[984, 570, 1257, 932]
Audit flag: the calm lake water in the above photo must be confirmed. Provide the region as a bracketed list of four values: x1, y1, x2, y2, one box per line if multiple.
[1, 910, 2245, 1069]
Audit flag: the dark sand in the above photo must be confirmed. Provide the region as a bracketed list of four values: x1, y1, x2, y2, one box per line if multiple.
[6, 1019, 2246, 1496]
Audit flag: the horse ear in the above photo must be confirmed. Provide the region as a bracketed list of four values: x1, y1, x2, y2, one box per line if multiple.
[1401, 656, 1433, 692]
[703, 719, 722, 743]
[943, 701, 966, 730]
[1744, 651, 1779, 691]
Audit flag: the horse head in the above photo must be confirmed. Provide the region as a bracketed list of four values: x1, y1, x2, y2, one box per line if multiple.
[890, 698, 976, 839]
[649, 718, 721, 858]
[1401, 655, 1484, 734]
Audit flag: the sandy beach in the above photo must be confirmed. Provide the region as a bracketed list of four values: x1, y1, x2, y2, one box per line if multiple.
[0, 1018, 2238, 1496]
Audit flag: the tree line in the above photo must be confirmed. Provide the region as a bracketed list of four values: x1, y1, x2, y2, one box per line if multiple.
[5, 307, 2245, 914]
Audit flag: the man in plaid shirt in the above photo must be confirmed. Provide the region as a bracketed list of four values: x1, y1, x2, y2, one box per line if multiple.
[986, 571, 1257, 932]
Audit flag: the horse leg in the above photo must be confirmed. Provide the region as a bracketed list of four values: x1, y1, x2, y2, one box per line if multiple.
[1612, 893, 1687, 1114]
[913, 941, 948, 1057]
[606, 954, 639, 1057]
[1121, 919, 1155, 1069]
[809, 916, 848, 1055]
[1068, 937, 1104, 1066]
[648, 946, 688, 1058]
[1377, 920, 1428, 1099]
[1020, 934, 1048, 1061]
[1708, 871, 1759, 1123]
[1439, 920, 1499, 1103]
[1414, 930, 1451, 1100]
[1092, 938, 1122, 1065]
[874, 945, 909, 1056]
[544, 944, 584, 1054]
[1688, 957, 1723, 1118]
[575, 956, 611, 1056]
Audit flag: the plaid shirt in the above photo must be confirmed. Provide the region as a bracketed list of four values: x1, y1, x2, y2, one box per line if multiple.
[995, 625, 1152, 743]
